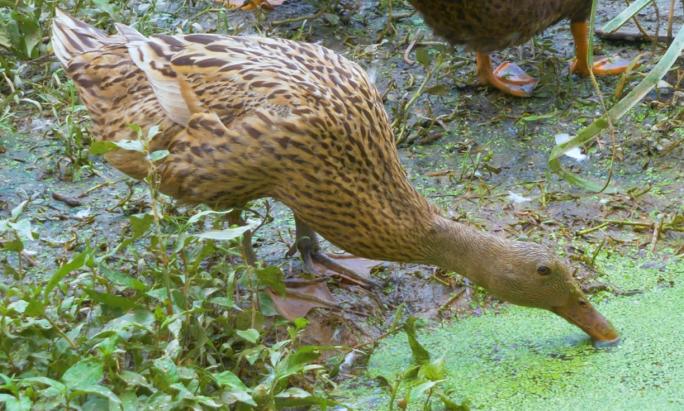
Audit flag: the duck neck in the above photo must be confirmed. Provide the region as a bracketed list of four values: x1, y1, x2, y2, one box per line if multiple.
[421, 216, 509, 290]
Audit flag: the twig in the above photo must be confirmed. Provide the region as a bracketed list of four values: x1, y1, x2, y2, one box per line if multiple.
[438, 289, 466, 313]
[577, 222, 610, 235]
[351, 327, 403, 350]
[403, 29, 421, 65]
[650, 219, 661, 253]
[429, 274, 450, 287]
[586, 0, 616, 195]
[392, 9, 417, 21]
[375, 0, 396, 43]
[668, 0, 676, 44]
[651, 0, 660, 62]
[44, 315, 78, 350]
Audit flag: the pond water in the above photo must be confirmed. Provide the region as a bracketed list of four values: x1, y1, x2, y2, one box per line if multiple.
[354, 255, 684, 410]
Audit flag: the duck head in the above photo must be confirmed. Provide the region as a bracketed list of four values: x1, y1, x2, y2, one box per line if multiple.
[478, 241, 618, 342]
[429, 220, 618, 343]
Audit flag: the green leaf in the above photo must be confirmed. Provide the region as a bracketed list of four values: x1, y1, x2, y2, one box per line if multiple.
[120, 390, 138, 411]
[425, 84, 449, 96]
[212, 371, 250, 391]
[404, 316, 430, 364]
[389, 302, 405, 332]
[323, 13, 340, 25]
[437, 393, 471, 411]
[274, 388, 333, 408]
[85, 289, 143, 310]
[1, 238, 23, 252]
[254, 265, 286, 297]
[9, 11, 41, 59]
[10, 200, 27, 222]
[0, 394, 15, 403]
[68, 385, 122, 411]
[195, 225, 251, 241]
[423, 354, 446, 381]
[44, 250, 88, 302]
[8, 220, 35, 242]
[110, 139, 144, 153]
[404, 365, 421, 379]
[407, 380, 443, 405]
[61, 358, 104, 388]
[208, 297, 239, 310]
[23, 300, 44, 317]
[119, 371, 152, 389]
[148, 150, 169, 162]
[147, 125, 160, 141]
[103, 310, 155, 333]
[224, 388, 257, 407]
[89, 141, 119, 155]
[153, 356, 179, 384]
[187, 209, 232, 225]
[20, 377, 66, 393]
[258, 292, 277, 316]
[100, 265, 146, 292]
[5, 396, 31, 411]
[415, 48, 431, 69]
[129, 213, 155, 239]
[236, 329, 260, 344]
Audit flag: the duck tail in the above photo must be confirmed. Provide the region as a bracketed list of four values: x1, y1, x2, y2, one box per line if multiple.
[51, 8, 109, 66]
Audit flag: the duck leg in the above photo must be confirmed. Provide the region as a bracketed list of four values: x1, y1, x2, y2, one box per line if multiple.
[476, 52, 539, 97]
[287, 215, 380, 288]
[570, 21, 637, 77]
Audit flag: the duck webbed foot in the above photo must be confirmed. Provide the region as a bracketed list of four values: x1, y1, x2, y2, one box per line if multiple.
[571, 56, 637, 77]
[476, 53, 539, 97]
[287, 215, 381, 288]
[570, 21, 641, 77]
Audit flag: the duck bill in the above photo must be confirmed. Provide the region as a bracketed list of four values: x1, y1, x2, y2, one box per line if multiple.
[550, 293, 618, 341]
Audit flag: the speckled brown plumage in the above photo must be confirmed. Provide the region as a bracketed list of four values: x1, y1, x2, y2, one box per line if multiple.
[410, 0, 592, 52]
[52, 10, 439, 263]
[408, 0, 635, 97]
[53, 9, 619, 342]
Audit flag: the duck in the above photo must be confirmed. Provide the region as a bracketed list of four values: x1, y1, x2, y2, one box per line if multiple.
[52, 9, 617, 342]
[408, 0, 636, 97]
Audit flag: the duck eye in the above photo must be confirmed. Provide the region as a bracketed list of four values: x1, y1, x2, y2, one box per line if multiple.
[537, 266, 551, 276]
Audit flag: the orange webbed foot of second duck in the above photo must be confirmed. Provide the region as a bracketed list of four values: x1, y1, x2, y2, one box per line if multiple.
[571, 56, 639, 77]
[476, 53, 539, 98]
[570, 21, 641, 78]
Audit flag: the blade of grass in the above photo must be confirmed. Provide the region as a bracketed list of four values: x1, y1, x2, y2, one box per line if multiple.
[549, 24, 684, 192]
[602, 0, 653, 33]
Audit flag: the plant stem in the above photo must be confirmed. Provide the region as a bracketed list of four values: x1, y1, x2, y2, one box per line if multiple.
[45, 315, 78, 350]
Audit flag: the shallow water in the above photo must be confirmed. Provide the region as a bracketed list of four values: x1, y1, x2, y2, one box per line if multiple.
[358, 255, 684, 410]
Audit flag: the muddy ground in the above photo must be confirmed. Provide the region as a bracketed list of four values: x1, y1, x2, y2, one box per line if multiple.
[1, 0, 683, 403]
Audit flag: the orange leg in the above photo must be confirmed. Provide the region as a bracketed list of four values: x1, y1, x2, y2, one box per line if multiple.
[476, 53, 539, 98]
[570, 21, 639, 77]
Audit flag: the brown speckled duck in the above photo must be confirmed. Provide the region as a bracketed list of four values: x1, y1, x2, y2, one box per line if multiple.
[52, 9, 617, 341]
[409, 0, 635, 97]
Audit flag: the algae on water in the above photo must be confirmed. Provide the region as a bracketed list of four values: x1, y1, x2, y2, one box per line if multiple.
[355, 255, 684, 411]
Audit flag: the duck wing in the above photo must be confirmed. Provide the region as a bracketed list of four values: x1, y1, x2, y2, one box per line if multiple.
[51, 9, 183, 180]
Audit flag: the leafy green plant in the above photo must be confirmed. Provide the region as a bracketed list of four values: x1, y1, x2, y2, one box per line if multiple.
[0, 0, 46, 60]
[49, 83, 92, 180]
[0, 124, 348, 410]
